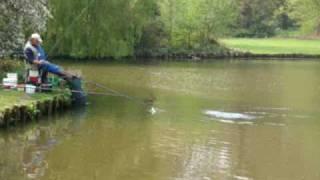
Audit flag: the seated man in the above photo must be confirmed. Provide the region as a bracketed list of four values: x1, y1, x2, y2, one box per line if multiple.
[24, 33, 73, 83]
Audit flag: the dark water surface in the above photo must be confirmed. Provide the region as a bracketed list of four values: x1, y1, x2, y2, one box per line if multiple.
[1, 60, 320, 180]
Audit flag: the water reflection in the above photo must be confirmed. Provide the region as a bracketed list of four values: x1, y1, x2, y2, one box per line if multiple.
[22, 127, 52, 179]
[2, 60, 320, 179]
[42, 96, 156, 180]
[0, 108, 87, 179]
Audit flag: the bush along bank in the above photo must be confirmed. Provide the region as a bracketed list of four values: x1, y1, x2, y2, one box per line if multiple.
[134, 46, 320, 60]
[0, 59, 23, 79]
[134, 46, 230, 60]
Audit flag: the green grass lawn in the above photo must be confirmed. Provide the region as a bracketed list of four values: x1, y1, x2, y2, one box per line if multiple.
[221, 38, 320, 55]
[0, 90, 62, 112]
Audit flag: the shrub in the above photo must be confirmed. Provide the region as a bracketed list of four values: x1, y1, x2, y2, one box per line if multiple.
[0, 59, 24, 79]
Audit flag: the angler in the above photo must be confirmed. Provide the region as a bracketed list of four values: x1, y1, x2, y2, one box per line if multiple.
[24, 33, 87, 105]
[24, 33, 74, 82]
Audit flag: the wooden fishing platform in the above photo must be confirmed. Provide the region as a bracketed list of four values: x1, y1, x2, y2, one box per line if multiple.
[0, 90, 72, 128]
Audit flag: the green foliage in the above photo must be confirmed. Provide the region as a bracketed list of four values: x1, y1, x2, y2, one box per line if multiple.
[45, 0, 237, 58]
[290, 0, 320, 35]
[0, 60, 22, 72]
[0, 0, 50, 57]
[0, 60, 23, 79]
[159, 0, 237, 49]
[46, 0, 156, 58]
[2, 0, 320, 58]
[234, 0, 297, 37]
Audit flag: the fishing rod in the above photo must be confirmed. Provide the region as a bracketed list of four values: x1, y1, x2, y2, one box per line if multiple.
[0, 84, 108, 96]
[0, 82, 154, 106]
[57, 75, 154, 106]
[0, 84, 135, 99]
[1, 83, 158, 114]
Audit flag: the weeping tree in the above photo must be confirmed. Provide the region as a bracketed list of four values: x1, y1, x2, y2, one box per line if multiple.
[0, 0, 51, 58]
[46, 0, 157, 58]
[46, 0, 236, 58]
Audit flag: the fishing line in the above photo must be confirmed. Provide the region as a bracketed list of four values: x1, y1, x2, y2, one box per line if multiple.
[0, 84, 144, 100]
[0, 83, 156, 107]
[0, 83, 158, 115]
[84, 81, 158, 114]
[55, 76, 153, 105]
[84, 80, 155, 106]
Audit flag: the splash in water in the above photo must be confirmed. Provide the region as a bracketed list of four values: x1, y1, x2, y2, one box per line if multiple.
[149, 107, 157, 115]
[149, 107, 165, 115]
[204, 110, 256, 120]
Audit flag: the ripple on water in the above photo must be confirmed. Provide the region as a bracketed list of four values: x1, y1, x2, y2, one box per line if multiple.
[203, 110, 256, 120]
[233, 175, 252, 180]
[203, 108, 309, 126]
[203, 110, 256, 125]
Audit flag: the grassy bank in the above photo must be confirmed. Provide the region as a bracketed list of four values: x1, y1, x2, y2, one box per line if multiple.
[0, 59, 72, 127]
[0, 91, 65, 112]
[221, 38, 320, 55]
[0, 90, 72, 127]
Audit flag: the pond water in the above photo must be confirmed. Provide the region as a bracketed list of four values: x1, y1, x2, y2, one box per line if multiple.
[1, 59, 320, 180]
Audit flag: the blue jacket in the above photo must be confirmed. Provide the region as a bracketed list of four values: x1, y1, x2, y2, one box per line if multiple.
[24, 42, 47, 64]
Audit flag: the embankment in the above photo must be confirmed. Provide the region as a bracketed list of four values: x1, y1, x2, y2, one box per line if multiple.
[0, 91, 71, 128]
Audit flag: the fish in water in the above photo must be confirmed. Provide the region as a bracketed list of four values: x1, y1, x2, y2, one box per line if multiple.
[204, 110, 255, 120]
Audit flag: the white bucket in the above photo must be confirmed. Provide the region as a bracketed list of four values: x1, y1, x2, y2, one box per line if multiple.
[29, 70, 39, 77]
[7, 73, 18, 79]
[25, 84, 36, 94]
[3, 73, 18, 89]
[2, 78, 17, 88]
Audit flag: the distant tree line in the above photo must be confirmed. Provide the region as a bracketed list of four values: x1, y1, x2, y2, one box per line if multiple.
[234, 0, 320, 37]
[235, 0, 296, 37]
[45, 0, 237, 58]
[0, 0, 320, 58]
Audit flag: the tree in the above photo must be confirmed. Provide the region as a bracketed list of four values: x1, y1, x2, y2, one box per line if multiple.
[235, 0, 292, 37]
[46, 0, 157, 58]
[291, 0, 320, 35]
[159, 0, 237, 50]
[196, 0, 237, 47]
[0, 0, 50, 57]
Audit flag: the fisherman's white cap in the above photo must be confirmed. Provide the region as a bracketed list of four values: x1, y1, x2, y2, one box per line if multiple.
[30, 33, 43, 43]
